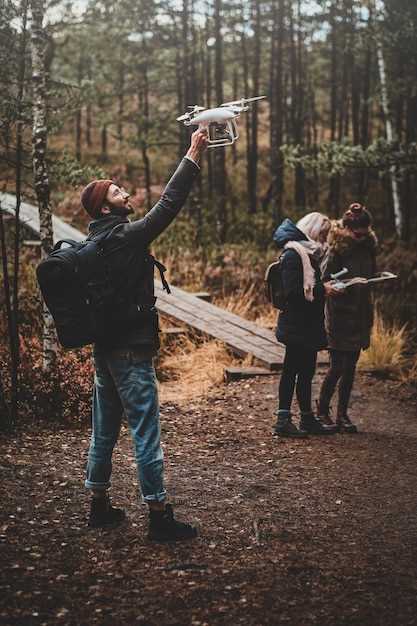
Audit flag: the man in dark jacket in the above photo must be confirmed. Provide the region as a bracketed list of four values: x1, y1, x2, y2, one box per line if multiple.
[81, 130, 207, 541]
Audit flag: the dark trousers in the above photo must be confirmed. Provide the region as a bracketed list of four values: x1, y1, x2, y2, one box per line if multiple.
[278, 345, 318, 413]
[318, 349, 361, 418]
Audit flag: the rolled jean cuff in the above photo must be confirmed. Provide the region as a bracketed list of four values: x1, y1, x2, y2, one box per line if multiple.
[85, 479, 111, 490]
[142, 489, 167, 504]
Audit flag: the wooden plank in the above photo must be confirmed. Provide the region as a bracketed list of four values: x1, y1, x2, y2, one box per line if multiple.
[156, 296, 284, 364]
[190, 291, 212, 302]
[0, 192, 84, 243]
[224, 366, 279, 382]
[161, 326, 187, 335]
[156, 299, 283, 367]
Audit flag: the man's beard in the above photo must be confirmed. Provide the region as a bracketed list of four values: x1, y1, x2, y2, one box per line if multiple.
[109, 203, 134, 217]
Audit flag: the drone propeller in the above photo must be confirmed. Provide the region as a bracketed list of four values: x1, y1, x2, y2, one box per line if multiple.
[187, 105, 206, 111]
[176, 112, 191, 122]
[220, 95, 266, 108]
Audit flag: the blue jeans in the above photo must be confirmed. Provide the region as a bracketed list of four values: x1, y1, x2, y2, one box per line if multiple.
[85, 349, 166, 503]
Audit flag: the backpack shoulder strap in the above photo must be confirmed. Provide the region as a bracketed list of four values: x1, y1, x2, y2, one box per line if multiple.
[53, 239, 80, 251]
[149, 255, 171, 294]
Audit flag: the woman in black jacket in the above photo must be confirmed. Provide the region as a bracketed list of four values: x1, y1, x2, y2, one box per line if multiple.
[272, 213, 341, 438]
[317, 204, 377, 433]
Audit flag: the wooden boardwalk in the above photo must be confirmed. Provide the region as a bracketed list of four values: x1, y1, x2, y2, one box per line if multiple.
[0, 193, 324, 371]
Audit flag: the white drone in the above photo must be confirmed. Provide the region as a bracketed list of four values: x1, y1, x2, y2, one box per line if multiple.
[176, 96, 266, 148]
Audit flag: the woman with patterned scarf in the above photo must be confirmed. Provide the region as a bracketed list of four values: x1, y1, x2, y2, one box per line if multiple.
[272, 212, 341, 438]
[317, 203, 377, 433]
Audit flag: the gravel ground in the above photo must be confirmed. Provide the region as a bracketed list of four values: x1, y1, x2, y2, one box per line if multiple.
[1, 370, 416, 626]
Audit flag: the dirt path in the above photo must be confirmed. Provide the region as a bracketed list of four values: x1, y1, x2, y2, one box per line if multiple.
[1, 371, 417, 626]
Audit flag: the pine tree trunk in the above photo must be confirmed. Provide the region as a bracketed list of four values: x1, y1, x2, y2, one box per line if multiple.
[141, 60, 152, 213]
[86, 59, 92, 148]
[290, 1, 305, 212]
[117, 59, 125, 150]
[214, 0, 227, 242]
[204, 19, 214, 206]
[248, 0, 261, 214]
[100, 124, 108, 161]
[266, 0, 285, 220]
[231, 67, 238, 166]
[328, 0, 340, 216]
[0, 369, 11, 432]
[0, 205, 13, 430]
[31, 0, 57, 371]
[241, 25, 252, 213]
[10, 0, 29, 425]
[75, 53, 83, 162]
[358, 5, 373, 196]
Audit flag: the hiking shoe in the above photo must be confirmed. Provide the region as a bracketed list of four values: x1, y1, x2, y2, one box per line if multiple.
[148, 504, 198, 542]
[300, 412, 338, 435]
[88, 496, 126, 529]
[273, 417, 308, 438]
[337, 415, 358, 434]
[320, 414, 339, 428]
[315, 401, 338, 429]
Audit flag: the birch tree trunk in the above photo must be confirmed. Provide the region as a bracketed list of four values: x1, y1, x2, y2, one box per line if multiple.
[31, 0, 57, 371]
[374, 0, 402, 237]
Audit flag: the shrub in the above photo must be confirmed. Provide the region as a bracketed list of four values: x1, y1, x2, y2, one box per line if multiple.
[359, 311, 407, 375]
[0, 338, 94, 427]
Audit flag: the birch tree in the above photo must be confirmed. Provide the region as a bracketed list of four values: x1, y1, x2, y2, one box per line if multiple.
[374, 0, 402, 238]
[31, 0, 57, 371]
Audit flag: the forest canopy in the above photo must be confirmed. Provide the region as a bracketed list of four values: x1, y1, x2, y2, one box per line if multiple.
[1, 0, 417, 246]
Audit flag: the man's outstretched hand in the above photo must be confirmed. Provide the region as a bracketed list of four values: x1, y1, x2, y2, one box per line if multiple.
[186, 129, 208, 164]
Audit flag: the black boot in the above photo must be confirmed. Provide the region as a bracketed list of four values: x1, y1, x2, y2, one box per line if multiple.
[300, 412, 338, 435]
[88, 495, 126, 529]
[315, 400, 339, 430]
[148, 503, 198, 542]
[273, 410, 308, 438]
[337, 414, 358, 434]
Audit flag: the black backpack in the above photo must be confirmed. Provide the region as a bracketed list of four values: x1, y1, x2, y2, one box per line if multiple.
[264, 253, 286, 310]
[36, 236, 169, 349]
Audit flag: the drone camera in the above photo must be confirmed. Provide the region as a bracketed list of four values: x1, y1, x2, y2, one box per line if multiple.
[209, 123, 231, 143]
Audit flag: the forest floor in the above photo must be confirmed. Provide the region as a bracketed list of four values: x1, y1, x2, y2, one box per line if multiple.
[1, 369, 417, 626]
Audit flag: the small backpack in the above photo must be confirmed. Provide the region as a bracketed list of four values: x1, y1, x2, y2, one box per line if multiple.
[264, 253, 286, 310]
[36, 235, 169, 349]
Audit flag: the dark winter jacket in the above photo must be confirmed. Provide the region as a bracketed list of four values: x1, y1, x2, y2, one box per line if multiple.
[322, 221, 377, 351]
[87, 157, 199, 353]
[273, 219, 327, 351]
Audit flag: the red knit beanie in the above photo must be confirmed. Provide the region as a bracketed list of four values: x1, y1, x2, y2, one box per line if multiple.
[81, 179, 114, 219]
[342, 203, 372, 229]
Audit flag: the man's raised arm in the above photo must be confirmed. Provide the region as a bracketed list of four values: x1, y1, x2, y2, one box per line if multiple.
[126, 130, 207, 246]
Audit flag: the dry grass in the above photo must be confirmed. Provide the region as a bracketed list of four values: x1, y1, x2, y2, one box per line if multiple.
[214, 283, 277, 329]
[214, 282, 259, 319]
[359, 311, 407, 375]
[159, 335, 235, 404]
[157, 284, 278, 403]
[399, 354, 417, 385]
